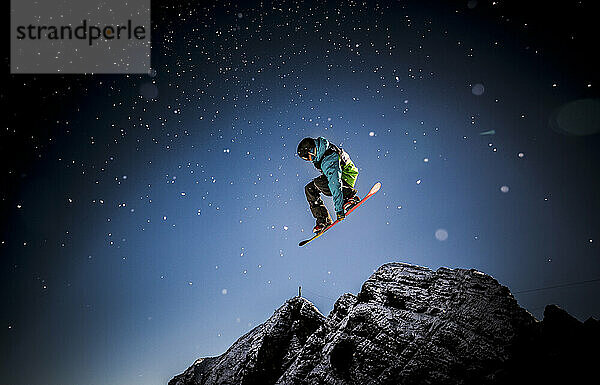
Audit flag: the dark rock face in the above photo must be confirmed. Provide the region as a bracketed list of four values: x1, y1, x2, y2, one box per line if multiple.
[170, 263, 599, 385]
[499, 304, 599, 383]
[169, 296, 324, 385]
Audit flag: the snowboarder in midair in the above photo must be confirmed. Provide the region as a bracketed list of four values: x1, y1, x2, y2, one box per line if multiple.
[297, 137, 360, 233]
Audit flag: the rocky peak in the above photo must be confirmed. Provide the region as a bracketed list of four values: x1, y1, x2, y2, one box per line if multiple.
[170, 263, 598, 385]
[168, 296, 324, 385]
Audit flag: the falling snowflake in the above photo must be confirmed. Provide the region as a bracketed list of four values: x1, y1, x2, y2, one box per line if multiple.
[472, 83, 485, 96]
[435, 229, 449, 241]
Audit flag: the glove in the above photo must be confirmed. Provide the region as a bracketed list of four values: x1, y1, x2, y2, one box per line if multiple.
[336, 211, 346, 221]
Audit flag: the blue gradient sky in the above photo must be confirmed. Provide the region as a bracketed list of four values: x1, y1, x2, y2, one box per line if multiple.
[2, 1, 599, 384]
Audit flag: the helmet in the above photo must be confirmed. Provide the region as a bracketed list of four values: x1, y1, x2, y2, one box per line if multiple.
[297, 137, 316, 161]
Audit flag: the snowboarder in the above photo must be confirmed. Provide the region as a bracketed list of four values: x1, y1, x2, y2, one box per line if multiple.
[297, 137, 360, 233]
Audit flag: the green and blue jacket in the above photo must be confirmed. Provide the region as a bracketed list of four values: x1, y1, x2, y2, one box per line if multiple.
[312, 137, 359, 214]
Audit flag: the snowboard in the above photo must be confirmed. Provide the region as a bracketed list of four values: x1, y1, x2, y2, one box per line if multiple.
[299, 182, 381, 247]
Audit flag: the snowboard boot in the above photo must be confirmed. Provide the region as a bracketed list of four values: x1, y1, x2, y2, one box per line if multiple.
[343, 195, 360, 212]
[313, 217, 333, 233]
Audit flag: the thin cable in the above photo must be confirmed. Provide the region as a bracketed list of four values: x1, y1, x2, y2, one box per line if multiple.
[514, 278, 600, 294]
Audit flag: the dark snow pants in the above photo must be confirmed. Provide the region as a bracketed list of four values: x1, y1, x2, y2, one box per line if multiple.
[305, 174, 358, 224]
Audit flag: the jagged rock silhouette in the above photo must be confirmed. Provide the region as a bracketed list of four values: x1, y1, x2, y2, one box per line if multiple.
[169, 263, 598, 385]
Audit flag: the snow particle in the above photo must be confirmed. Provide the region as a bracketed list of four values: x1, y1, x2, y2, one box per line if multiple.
[221, 289, 228, 295]
[518, 152, 525, 158]
[435, 229, 449, 241]
[500, 185, 510, 193]
[472, 83, 485, 96]
[369, 131, 375, 137]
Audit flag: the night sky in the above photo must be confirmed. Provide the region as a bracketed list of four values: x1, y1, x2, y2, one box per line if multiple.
[2, 1, 600, 384]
